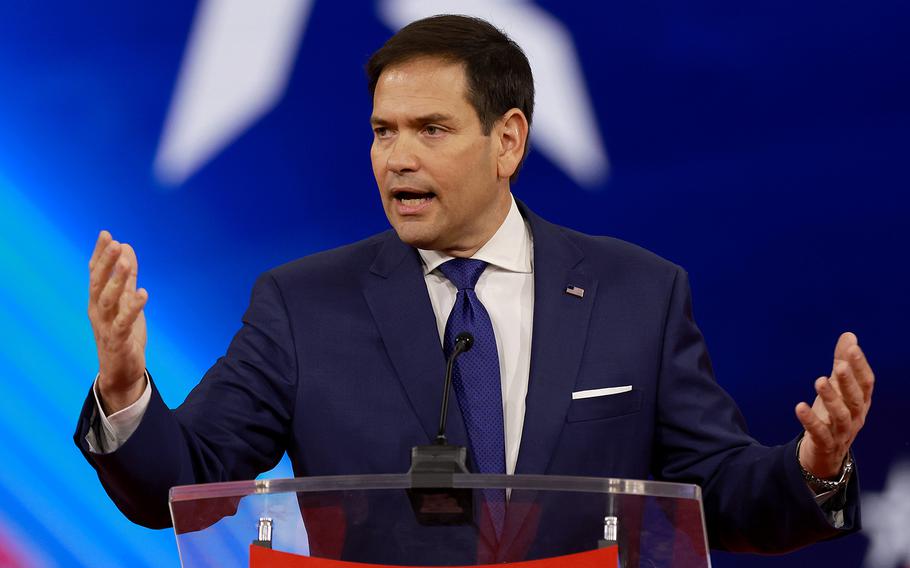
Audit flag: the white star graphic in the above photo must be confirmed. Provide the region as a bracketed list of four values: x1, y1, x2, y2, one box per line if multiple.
[154, 0, 315, 186]
[154, 0, 608, 189]
[863, 460, 910, 568]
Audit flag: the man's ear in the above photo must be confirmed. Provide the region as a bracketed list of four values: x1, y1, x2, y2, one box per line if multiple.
[495, 108, 529, 180]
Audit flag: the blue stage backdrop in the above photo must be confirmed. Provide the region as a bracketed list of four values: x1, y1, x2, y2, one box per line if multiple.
[0, 1, 907, 566]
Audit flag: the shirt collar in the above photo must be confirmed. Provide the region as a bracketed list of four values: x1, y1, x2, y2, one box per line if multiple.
[417, 194, 533, 275]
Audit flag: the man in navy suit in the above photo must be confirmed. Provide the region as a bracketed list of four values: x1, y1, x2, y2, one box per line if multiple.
[76, 15, 874, 556]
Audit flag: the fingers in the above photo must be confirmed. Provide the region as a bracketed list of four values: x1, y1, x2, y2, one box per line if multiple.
[833, 359, 866, 420]
[847, 344, 875, 404]
[96, 254, 135, 320]
[89, 236, 143, 333]
[110, 288, 148, 343]
[120, 243, 139, 295]
[795, 401, 835, 449]
[815, 376, 853, 441]
[833, 331, 858, 362]
[88, 230, 112, 272]
[829, 333, 874, 417]
[89, 240, 122, 304]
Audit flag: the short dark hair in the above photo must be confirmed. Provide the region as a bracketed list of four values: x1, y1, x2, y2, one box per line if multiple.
[366, 15, 535, 182]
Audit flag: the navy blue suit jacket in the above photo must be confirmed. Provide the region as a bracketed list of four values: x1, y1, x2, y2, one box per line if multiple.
[75, 202, 858, 553]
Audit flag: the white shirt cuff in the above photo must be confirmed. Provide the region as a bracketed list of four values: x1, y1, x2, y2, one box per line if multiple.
[84, 372, 151, 454]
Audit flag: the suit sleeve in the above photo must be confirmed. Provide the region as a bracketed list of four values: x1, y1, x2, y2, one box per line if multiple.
[73, 271, 299, 529]
[652, 267, 860, 553]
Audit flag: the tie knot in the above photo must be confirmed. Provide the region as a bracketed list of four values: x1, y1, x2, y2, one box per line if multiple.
[438, 258, 488, 291]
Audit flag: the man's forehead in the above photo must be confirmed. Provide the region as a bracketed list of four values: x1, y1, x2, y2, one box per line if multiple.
[373, 57, 469, 101]
[379, 56, 466, 83]
[371, 57, 474, 122]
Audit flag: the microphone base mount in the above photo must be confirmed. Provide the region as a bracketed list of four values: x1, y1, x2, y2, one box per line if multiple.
[407, 444, 473, 526]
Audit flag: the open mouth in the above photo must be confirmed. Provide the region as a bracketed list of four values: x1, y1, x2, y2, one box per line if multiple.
[393, 190, 436, 207]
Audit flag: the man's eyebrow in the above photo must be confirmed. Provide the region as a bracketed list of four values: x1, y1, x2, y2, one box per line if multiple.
[370, 113, 456, 127]
[411, 113, 455, 125]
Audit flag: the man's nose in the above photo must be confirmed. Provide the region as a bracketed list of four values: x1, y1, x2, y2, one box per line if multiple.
[385, 134, 419, 174]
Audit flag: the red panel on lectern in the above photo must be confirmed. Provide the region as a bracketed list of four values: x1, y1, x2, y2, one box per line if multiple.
[249, 545, 619, 568]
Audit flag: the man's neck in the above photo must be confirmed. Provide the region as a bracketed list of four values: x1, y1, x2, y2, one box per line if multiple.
[442, 192, 513, 258]
[418, 194, 531, 275]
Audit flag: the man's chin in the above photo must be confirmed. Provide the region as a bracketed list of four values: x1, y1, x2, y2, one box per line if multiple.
[391, 223, 443, 250]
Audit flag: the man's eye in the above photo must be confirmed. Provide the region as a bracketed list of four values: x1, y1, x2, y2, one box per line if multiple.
[424, 125, 443, 136]
[374, 127, 391, 138]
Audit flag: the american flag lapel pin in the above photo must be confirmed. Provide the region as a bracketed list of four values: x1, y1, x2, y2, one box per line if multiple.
[565, 285, 585, 298]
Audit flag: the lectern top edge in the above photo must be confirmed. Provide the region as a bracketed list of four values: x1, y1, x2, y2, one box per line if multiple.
[168, 473, 702, 503]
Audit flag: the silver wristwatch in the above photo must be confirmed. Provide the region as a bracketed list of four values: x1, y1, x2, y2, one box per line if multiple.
[797, 436, 854, 493]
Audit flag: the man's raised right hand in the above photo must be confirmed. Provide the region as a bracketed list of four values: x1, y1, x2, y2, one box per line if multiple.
[88, 230, 149, 414]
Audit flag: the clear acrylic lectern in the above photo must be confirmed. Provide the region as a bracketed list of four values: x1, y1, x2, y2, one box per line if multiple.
[170, 474, 710, 567]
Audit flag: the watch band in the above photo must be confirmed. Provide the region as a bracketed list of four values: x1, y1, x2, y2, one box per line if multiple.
[797, 436, 854, 493]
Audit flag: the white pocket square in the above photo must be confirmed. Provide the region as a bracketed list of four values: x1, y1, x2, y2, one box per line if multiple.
[572, 385, 633, 400]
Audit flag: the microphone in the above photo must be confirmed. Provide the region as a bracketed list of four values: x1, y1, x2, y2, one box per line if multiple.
[407, 331, 475, 526]
[436, 332, 474, 445]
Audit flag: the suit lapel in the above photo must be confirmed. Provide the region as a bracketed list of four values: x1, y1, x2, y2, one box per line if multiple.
[515, 204, 598, 474]
[361, 232, 469, 448]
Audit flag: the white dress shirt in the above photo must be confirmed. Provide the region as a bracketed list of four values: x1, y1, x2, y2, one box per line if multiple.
[88, 195, 535, 477]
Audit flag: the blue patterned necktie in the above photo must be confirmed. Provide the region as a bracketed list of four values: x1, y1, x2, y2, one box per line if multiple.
[438, 258, 506, 537]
